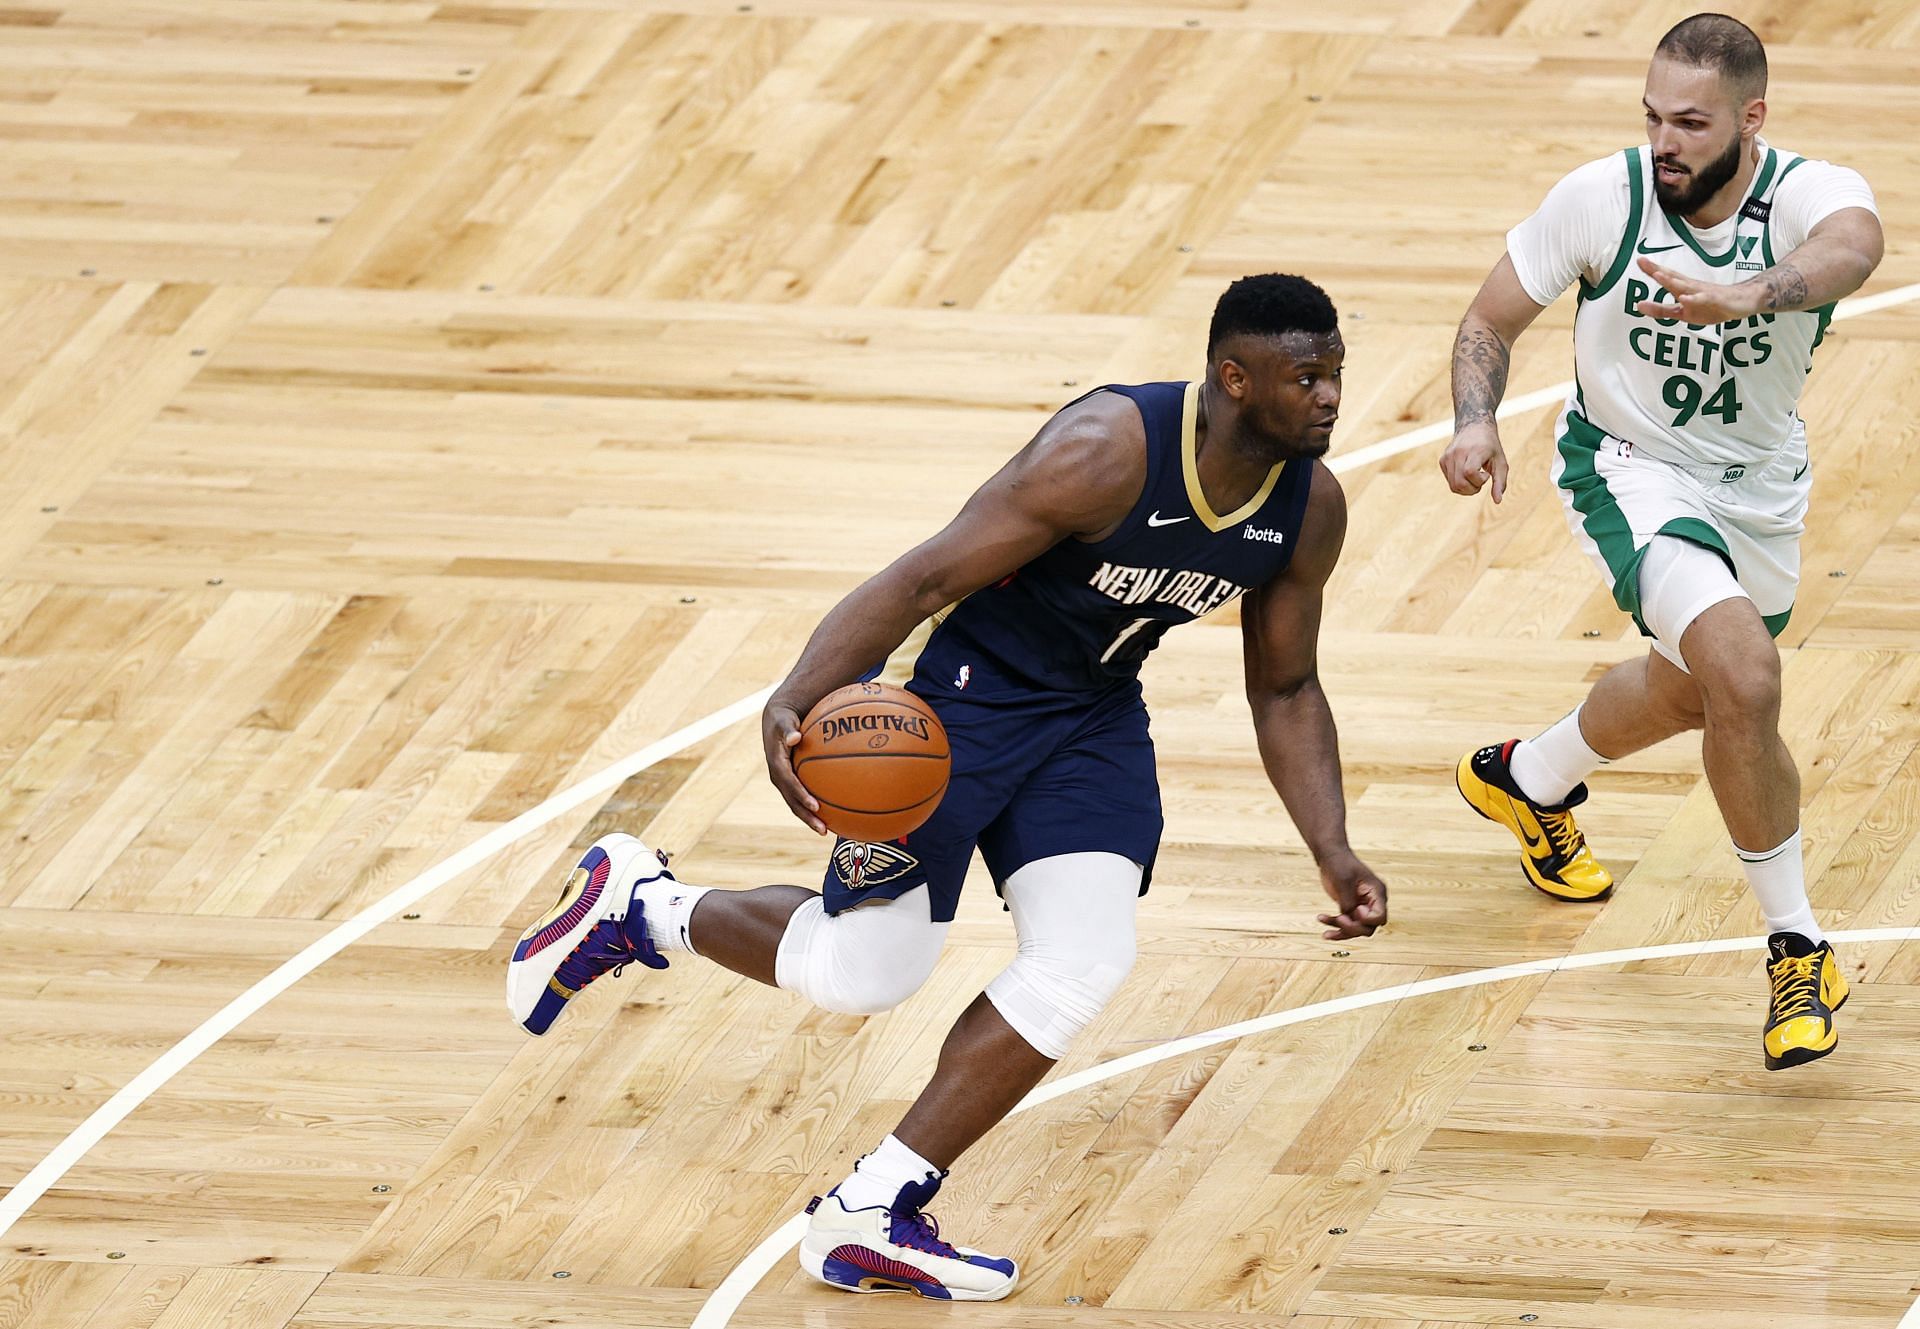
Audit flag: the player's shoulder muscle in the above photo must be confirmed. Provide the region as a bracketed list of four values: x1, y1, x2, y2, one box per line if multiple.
[994, 388, 1148, 536]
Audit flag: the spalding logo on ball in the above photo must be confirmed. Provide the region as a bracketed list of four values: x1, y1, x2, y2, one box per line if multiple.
[793, 682, 951, 842]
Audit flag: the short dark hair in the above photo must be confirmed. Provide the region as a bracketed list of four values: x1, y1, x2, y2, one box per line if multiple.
[1656, 12, 1767, 101]
[1208, 274, 1339, 358]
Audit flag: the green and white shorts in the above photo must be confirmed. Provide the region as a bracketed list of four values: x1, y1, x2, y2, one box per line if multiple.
[1552, 406, 1809, 671]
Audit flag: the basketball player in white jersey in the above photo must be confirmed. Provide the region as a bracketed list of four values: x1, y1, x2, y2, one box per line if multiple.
[1440, 13, 1883, 1068]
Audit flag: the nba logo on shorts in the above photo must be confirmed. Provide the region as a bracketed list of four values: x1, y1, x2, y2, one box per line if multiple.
[1721, 465, 1746, 483]
[955, 665, 971, 690]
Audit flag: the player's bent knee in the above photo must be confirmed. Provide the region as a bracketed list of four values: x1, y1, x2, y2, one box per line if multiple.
[985, 940, 1136, 1061]
[985, 851, 1142, 1060]
[1700, 657, 1782, 728]
[1684, 622, 1783, 726]
[774, 889, 948, 1017]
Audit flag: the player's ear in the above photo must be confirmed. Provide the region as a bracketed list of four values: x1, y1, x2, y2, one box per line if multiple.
[1218, 359, 1248, 399]
[1742, 95, 1766, 138]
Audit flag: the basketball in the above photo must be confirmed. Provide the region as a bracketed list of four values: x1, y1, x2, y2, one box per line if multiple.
[793, 682, 950, 842]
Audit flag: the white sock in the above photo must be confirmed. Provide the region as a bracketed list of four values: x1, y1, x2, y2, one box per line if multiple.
[1736, 828, 1823, 944]
[630, 875, 709, 955]
[1510, 706, 1608, 806]
[833, 1134, 940, 1212]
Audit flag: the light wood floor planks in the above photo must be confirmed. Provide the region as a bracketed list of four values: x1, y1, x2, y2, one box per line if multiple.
[4, 1, 1920, 1326]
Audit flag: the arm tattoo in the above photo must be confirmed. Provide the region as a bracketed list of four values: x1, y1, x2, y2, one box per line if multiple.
[1452, 322, 1511, 427]
[1759, 262, 1810, 311]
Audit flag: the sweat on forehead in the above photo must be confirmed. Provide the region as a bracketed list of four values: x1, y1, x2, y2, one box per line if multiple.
[1214, 328, 1342, 361]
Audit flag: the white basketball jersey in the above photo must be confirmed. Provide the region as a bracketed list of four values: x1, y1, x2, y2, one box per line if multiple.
[1567, 145, 1832, 468]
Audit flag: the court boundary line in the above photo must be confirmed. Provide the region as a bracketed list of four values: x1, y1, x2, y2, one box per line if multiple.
[0, 687, 773, 1239]
[1, 275, 1916, 1306]
[692, 926, 1920, 1329]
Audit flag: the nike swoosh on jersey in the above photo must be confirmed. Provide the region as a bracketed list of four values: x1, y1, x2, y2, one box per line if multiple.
[1792, 463, 1809, 482]
[1146, 511, 1189, 527]
[1636, 240, 1685, 254]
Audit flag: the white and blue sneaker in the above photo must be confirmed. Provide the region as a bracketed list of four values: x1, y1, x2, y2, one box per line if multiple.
[506, 833, 669, 1036]
[798, 1185, 1018, 1302]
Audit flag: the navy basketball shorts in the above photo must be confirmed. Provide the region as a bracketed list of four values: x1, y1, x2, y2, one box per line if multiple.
[820, 643, 1164, 924]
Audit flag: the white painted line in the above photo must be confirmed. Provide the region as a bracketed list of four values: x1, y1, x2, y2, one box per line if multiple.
[693, 925, 1920, 1326]
[6, 272, 1919, 1296]
[694, 1213, 810, 1322]
[1833, 279, 1920, 319]
[1327, 383, 1573, 474]
[1323, 278, 1920, 476]
[0, 686, 773, 1241]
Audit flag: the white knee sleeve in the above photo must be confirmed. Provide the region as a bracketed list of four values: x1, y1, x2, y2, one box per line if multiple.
[773, 886, 948, 1017]
[1638, 535, 1748, 674]
[985, 852, 1141, 1060]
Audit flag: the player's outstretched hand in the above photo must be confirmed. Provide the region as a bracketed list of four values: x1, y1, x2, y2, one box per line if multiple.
[1316, 852, 1388, 940]
[1634, 256, 1759, 324]
[1439, 423, 1508, 503]
[761, 698, 828, 836]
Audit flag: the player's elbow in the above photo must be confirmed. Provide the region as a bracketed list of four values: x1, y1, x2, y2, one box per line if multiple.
[902, 567, 964, 622]
[1247, 669, 1318, 709]
[1459, 303, 1524, 361]
[1849, 235, 1884, 287]
[1458, 303, 1504, 339]
[1819, 213, 1885, 289]
[1848, 212, 1885, 269]
[1831, 239, 1882, 298]
[879, 555, 964, 625]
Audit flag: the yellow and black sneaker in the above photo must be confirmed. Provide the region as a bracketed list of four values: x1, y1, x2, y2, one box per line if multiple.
[1764, 932, 1849, 1070]
[1455, 740, 1614, 902]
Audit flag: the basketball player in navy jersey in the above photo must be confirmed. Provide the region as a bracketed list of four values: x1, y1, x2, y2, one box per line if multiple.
[507, 274, 1386, 1301]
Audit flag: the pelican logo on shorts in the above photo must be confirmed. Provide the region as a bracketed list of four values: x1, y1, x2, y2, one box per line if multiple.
[1720, 464, 1747, 483]
[833, 839, 920, 890]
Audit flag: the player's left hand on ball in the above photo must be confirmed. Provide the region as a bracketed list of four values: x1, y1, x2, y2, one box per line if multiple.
[761, 698, 828, 836]
[1634, 257, 1755, 324]
[1316, 852, 1388, 940]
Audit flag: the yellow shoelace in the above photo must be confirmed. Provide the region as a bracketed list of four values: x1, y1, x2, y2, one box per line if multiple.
[1768, 953, 1822, 1021]
[1538, 808, 1586, 859]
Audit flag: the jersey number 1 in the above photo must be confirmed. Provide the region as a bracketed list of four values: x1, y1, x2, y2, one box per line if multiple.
[1101, 617, 1156, 665]
[1663, 374, 1741, 427]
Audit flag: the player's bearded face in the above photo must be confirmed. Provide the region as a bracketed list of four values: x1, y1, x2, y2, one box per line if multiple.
[1643, 58, 1757, 216]
[1652, 124, 1744, 214]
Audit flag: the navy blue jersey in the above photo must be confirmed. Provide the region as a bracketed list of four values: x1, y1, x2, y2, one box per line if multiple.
[927, 381, 1314, 693]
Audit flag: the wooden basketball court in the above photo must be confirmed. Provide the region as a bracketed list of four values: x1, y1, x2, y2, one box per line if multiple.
[4, 1, 1919, 1325]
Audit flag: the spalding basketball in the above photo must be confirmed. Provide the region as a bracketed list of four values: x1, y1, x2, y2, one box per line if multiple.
[793, 682, 950, 842]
